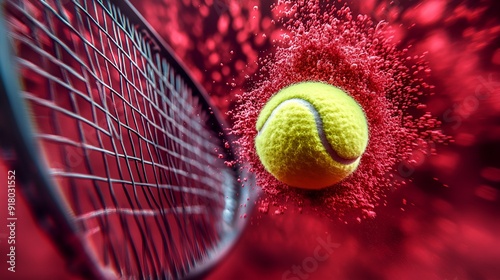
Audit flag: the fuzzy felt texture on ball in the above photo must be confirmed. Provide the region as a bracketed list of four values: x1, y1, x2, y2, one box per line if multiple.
[255, 81, 369, 189]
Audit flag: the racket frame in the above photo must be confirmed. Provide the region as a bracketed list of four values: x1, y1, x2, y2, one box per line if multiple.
[0, 0, 254, 278]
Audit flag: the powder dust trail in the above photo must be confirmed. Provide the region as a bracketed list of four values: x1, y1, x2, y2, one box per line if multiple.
[231, 0, 450, 220]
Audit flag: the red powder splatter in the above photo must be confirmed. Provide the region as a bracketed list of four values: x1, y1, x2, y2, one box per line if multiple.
[231, 1, 449, 220]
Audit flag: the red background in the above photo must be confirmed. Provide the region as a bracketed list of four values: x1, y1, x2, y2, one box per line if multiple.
[1, 0, 499, 279]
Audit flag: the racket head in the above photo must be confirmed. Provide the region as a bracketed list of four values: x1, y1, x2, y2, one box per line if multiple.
[0, 0, 255, 279]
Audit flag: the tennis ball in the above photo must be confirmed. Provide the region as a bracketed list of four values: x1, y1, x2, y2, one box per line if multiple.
[255, 81, 369, 189]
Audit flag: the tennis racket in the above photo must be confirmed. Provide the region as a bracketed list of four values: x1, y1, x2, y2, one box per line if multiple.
[0, 0, 255, 279]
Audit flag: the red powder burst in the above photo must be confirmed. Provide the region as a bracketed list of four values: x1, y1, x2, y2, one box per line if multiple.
[231, 0, 450, 220]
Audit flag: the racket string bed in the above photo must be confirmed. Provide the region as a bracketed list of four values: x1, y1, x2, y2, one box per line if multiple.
[1, 0, 251, 279]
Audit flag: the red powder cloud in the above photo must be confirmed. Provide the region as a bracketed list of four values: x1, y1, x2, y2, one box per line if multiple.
[231, 1, 449, 220]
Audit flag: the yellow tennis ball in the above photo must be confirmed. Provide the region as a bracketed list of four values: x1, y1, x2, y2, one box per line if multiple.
[255, 81, 369, 189]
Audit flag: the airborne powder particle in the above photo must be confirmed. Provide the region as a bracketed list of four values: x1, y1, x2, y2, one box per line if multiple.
[231, 1, 449, 220]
